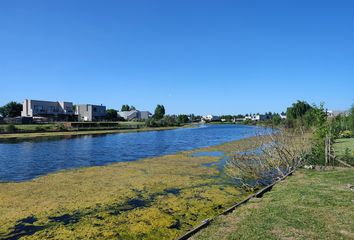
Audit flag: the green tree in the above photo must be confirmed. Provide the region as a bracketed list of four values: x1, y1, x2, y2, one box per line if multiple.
[130, 106, 136, 110]
[106, 109, 118, 121]
[121, 105, 130, 111]
[349, 104, 354, 131]
[0, 101, 22, 117]
[286, 100, 313, 127]
[220, 115, 233, 122]
[308, 103, 330, 165]
[177, 114, 189, 124]
[286, 100, 312, 119]
[154, 105, 165, 120]
[271, 114, 282, 126]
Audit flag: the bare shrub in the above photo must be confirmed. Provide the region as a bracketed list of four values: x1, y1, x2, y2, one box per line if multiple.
[225, 128, 311, 190]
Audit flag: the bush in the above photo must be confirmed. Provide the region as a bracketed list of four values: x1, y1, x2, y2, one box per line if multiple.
[55, 123, 67, 131]
[35, 126, 46, 132]
[5, 124, 17, 133]
[339, 130, 353, 138]
[340, 148, 354, 166]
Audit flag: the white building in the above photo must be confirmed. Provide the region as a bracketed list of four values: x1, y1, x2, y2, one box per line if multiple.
[76, 104, 106, 121]
[201, 115, 220, 122]
[244, 114, 272, 121]
[327, 110, 348, 118]
[21, 99, 74, 117]
[117, 110, 151, 121]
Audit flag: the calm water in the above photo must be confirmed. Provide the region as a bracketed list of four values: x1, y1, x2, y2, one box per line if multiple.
[0, 124, 261, 182]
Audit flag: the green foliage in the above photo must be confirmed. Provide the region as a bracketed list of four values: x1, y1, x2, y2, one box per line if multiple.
[339, 130, 353, 138]
[4, 124, 17, 133]
[341, 148, 354, 165]
[220, 115, 233, 122]
[0, 101, 22, 117]
[121, 105, 131, 111]
[326, 102, 354, 135]
[271, 114, 282, 126]
[106, 109, 118, 121]
[349, 103, 354, 130]
[154, 105, 165, 120]
[146, 115, 180, 127]
[285, 100, 313, 128]
[35, 126, 46, 132]
[243, 119, 252, 125]
[306, 103, 330, 165]
[177, 114, 189, 124]
[286, 100, 312, 120]
[55, 123, 67, 131]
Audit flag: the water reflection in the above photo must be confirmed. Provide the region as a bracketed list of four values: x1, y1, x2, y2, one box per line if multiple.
[0, 124, 261, 182]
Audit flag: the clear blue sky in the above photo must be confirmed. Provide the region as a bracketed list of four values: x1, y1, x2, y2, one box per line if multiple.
[0, 0, 353, 115]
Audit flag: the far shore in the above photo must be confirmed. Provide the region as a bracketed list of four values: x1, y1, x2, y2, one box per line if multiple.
[0, 125, 191, 141]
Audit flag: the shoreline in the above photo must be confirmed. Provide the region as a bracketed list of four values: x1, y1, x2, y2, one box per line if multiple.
[0, 125, 190, 141]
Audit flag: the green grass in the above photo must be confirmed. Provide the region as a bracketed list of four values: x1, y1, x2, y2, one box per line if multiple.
[192, 168, 354, 240]
[334, 138, 354, 157]
[6, 124, 57, 131]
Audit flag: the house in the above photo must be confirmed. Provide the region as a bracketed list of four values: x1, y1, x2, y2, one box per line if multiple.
[244, 113, 272, 122]
[327, 110, 348, 118]
[201, 115, 220, 122]
[117, 110, 151, 121]
[76, 104, 106, 121]
[21, 99, 74, 118]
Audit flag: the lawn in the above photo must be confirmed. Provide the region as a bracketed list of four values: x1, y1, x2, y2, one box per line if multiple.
[7, 124, 57, 131]
[192, 168, 354, 240]
[334, 138, 354, 157]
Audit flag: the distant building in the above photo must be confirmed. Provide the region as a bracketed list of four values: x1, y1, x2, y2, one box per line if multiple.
[21, 99, 74, 117]
[76, 104, 106, 121]
[280, 113, 287, 119]
[244, 113, 272, 121]
[327, 110, 348, 118]
[201, 115, 220, 122]
[117, 110, 151, 121]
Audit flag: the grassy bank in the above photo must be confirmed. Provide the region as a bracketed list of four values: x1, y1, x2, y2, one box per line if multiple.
[0, 137, 259, 239]
[0, 125, 181, 141]
[192, 168, 354, 240]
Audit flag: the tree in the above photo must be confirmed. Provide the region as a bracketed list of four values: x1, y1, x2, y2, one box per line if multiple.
[130, 106, 136, 110]
[285, 100, 313, 128]
[349, 103, 354, 131]
[106, 109, 118, 121]
[307, 103, 330, 165]
[271, 114, 282, 126]
[286, 100, 312, 120]
[0, 101, 22, 117]
[154, 105, 165, 120]
[177, 114, 189, 124]
[121, 105, 130, 111]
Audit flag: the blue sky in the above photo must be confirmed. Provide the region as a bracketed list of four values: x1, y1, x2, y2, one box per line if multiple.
[0, 0, 353, 115]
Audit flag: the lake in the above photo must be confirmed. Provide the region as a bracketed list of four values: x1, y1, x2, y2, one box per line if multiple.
[0, 124, 260, 182]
